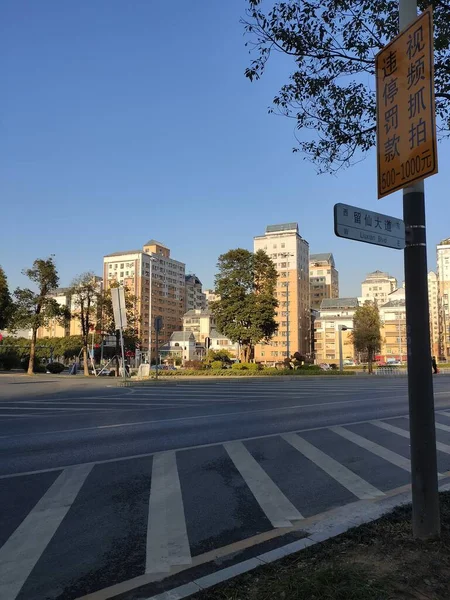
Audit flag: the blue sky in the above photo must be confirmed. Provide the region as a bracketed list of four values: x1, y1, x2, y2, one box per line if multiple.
[2, 1, 449, 296]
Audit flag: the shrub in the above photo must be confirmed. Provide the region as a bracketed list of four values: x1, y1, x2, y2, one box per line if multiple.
[0, 350, 21, 371]
[231, 362, 248, 370]
[246, 362, 262, 371]
[21, 356, 46, 373]
[46, 362, 65, 374]
[210, 360, 223, 370]
[184, 360, 204, 370]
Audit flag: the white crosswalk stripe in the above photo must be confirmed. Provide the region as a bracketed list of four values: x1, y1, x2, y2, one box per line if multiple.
[0, 464, 93, 600]
[370, 420, 450, 455]
[146, 452, 191, 574]
[224, 441, 303, 527]
[330, 425, 411, 471]
[282, 433, 385, 499]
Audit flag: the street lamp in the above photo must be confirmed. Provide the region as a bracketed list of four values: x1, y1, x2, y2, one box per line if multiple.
[338, 324, 352, 372]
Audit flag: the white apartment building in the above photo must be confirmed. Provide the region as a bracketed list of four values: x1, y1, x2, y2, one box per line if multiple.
[428, 271, 440, 358]
[361, 271, 398, 306]
[309, 253, 339, 310]
[254, 223, 310, 361]
[314, 298, 359, 363]
[103, 240, 185, 356]
[204, 289, 220, 306]
[437, 238, 450, 359]
[185, 274, 206, 312]
[182, 308, 239, 357]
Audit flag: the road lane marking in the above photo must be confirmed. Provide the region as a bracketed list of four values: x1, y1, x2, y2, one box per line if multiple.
[0, 413, 439, 480]
[330, 425, 411, 472]
[0, 395, 415, 441]
[435, 421, 450, 433]
[370, 420, 450, 455]
[0, 463, 92, 600]
[0, 406, 110, 412]
[282, 433, 384, 500]
[146, 452, 191, 573]
[224, 441, 302, 527]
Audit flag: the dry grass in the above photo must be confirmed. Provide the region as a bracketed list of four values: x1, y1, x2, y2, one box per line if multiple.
[193, 492, 450, 600]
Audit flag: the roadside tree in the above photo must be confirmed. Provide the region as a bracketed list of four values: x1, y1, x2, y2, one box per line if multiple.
[211, 248, 278, 362]
[0, 266, 13, 330]
[242, 0, 450, 173]
[11, 257, 68, 375]
[352, 302, 381, 374]
[69, 272, 100, 376]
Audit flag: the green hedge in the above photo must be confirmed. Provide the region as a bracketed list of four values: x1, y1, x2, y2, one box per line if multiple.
[153, 368, 355, 377]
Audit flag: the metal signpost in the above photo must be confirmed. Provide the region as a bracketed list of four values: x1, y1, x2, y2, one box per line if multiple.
[334, 203, 405, 250]
[154, 316, 163, 380]
[368, 2, 439, 538]
[111, 287, 128, 383]
[335, 6, 440, 537]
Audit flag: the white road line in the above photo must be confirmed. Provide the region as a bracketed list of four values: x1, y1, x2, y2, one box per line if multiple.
[0, 406, 110, 412]
[224, 441, 303, 527]
[146, 452, 191, 574]
[282, 433, 384, 500]
[435, 421, 450, 433]
[371, 420, 450, 455]
[0, 414, 414, 480]
[330, 425, 411, 472]
[0, 463, 92, 600]
[0, 397, 402, 442]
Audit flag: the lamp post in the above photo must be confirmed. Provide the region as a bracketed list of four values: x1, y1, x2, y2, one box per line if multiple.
[338, 324, 352, 372]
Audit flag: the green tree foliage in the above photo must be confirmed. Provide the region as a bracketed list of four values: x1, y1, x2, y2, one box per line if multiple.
[211, 249, 278, 362]
[0, 266, 13, 330]
[203, 349, 233, 366]
[242, 0, 450, 172]
[10, 258, 68, 375]
[352, 302, 382, 373]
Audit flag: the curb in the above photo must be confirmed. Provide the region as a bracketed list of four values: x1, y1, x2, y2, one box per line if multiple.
[142, 479, 450, 600]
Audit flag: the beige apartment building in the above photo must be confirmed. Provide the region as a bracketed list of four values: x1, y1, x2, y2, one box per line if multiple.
[309, 253, 339, 309]
[361, 270, 397, 306]
[428, 271, 440, 358]
[437, 238, 450, 359]
[103, 240, 185, 357]
[182, 308, 239, 357]
[378, 288, 406, 361]
[204, 289, 220, 306]
[254, 223, 310, 362]
[314, 298, 358, 363]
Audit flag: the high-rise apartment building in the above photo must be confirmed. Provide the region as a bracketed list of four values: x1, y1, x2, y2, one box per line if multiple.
[309, 253, 339, 309]
[103, 240, 185, 357]
[437, 238, 450, 359]
[185, 274, 206, 312]
[254, 223, 310, 361]
[314, 298, 358, 363]
[361, 270, 398, 306]
[428, 271, 440, 358]
[378, 288, 406, 361]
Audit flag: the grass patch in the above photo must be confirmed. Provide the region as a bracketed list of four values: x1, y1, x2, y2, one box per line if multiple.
[193, 492, 450, 600]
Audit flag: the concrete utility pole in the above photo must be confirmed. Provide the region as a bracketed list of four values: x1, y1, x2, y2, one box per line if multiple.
[400, 0, 440, 539]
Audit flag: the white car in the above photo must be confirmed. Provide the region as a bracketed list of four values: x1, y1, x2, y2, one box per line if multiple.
[319, 363, 332, 371]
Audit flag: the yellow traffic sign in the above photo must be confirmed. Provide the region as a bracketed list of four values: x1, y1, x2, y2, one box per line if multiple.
[376, 7, 437, 199]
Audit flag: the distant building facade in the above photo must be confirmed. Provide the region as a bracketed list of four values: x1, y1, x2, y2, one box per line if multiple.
[182, 308, 239, 357]
[254, 223, 310, 362]
[379, 288, 406, 361]
[428, 271, 440, 358]
[437, 238, 450, 359]
[361, 270, 397, 306]
[103, 240, 185, 356]
[185, 274, 206, 312]
[204, 289, 220, 306]
[314, 298, 359, 363]
[309, 253, 339, 309]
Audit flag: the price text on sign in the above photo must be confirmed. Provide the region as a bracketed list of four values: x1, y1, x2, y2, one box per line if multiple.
[376, 7, 437, 199]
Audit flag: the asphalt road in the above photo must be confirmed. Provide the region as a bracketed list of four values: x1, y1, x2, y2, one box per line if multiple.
[1, 373, 450, 600]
